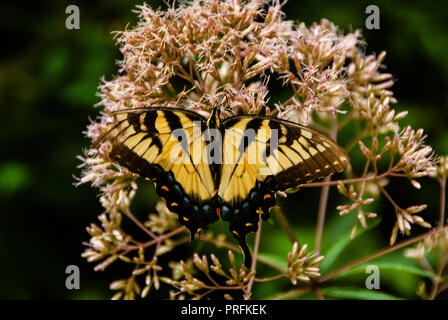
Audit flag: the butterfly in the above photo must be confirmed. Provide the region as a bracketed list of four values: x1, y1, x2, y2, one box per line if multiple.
[94, 107, 350, 267]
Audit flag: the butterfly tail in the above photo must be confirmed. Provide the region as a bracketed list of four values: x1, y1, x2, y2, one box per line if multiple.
[236, 234, 252, 268]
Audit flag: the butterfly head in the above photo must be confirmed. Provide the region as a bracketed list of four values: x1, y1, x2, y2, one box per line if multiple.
[206, 107, 222, 130]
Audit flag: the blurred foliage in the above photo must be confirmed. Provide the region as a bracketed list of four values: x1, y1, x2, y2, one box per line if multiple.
[0, 0, 447, 299]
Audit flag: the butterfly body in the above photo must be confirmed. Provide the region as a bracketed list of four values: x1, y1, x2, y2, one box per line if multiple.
[95, 107, 349, 266]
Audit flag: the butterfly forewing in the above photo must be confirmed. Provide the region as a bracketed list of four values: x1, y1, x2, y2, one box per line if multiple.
[94, 108, 219, 234]
[269, 118, 350, 189]
[218, 116, 349, 202]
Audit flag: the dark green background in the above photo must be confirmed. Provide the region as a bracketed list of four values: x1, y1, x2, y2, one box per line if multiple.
[0, 0, 447, 299]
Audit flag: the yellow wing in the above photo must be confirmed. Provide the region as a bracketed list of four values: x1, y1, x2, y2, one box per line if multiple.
[219, 116, 349, 204]
[94, 107, 220, 234]
[218, 116, 350, 266]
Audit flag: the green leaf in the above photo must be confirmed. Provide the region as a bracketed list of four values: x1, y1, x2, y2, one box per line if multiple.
[266, 289, 314, 300]
[321, 286, 402, 300]
[257, 252, 287, 271]
[320, 217, 381, 273]
[335, 262, 439, 280]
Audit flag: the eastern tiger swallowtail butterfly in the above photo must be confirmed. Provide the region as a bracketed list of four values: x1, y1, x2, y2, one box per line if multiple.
[94, 107, 350, 267]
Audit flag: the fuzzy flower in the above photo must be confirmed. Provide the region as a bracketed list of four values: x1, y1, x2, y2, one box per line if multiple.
[389, 204, 431, 245]
[405, 228, 448, 261]
[145, 200, 180, 234]
[287, 242, 323, 285]
[75, 0, 441, 300]
[77, 0, 400, 241]
[278, 19, 355, 124]
[161, 251, 254, 299]
[429, 155, 448, 180]
[81, 213, 131, 271]
[336, 181, 377, 235]
[392, 126, 436, 179]
[109, 257, 162, 300]
[78, 0, 398, 211]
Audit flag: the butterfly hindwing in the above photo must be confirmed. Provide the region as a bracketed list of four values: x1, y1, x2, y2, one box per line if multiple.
[94, 108, 220, 235]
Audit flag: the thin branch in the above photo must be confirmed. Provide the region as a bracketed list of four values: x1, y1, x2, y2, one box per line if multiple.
[315, 119, 337, 254]
[429, 259, 448, 300]
[271, 287, 311, 300]
[318, 226, 448, 284]
[418, 256, 435, 275]
[202, 236, 286, 273]
[418, 256, 438, 300]
[378, 184, 404, 212]
[299, 170, 393, 188]
[254, 273, 287, 282]
[202, 284, 245, 290]
[314, 287, 325, 300]
[439, 177, 447, 227]
[244, 218, 263, 300]
[344, 128, 369, 152]
[194, 289, 214, 300]
[315, 180, 330, 254]
[121, 226, 187, 253]
[437, 278, 448, 295]
[273, 206, 297, 244]
[123, 207, 157, 239]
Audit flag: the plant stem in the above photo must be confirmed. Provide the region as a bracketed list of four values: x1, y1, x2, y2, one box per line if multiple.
[202, 236, 286, 272]
[418, 256, 439, 299]
[124, 207, 157, 239]
[439, 177, 447, 226]
[344, 128, 369, 152]
[378, 184, 403, 212]
[124, 226, 187, 252]
[299, 170, 392, 188]
[203, 285, 244, 290]
[314, 287, 325, 300]
[255, 273, 287, 282]
[273, 206, 297, 244]
[318, 226, 448, 284]
[271, 288, 311, 300]
[429, 259, 447, 300]
[244, 218, 262, 300]
[421, 178, 447, 300]
[315, 120, 337, 254]
[315, 180, 330, 254]
[437, 279, 448, 296]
